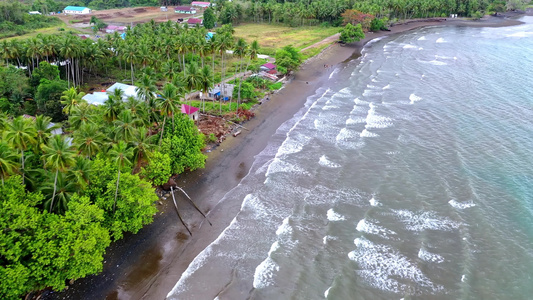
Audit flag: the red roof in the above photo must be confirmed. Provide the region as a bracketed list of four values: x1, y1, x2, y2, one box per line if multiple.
[187, 18, 202, 24]
[181, 104, 199, 115]
[175, 6, 195, 11]
[262, 63, 276, 69]
[191, 1, 211, 5]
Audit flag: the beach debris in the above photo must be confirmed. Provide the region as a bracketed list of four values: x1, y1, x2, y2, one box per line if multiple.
[233, 130, 241, 137]
[170, 186, 192, 236]
[174, 186, 212, 226]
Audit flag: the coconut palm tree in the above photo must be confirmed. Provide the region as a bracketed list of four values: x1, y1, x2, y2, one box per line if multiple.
[68, 156, 91, 190]
[158, 83, 179, 146]
[69, 103, 95, 130]
[114, 110, 140, 142]
[184, 62, 202, 104]
[0, 142, 20, 186]
[199, 65, 213, 113]
[233, 38, 248, 110]
[131, 126, 156, 170]
[3, 116, 36, 184]
[41, 172, 76, 214]
[103, 90, 124, 123]
[60, 87, 87, 115]
[33, 115, 60, 157]
[108, 141, 134, 213]
[73, 123, 105, 158]
[42, 134, 76, 213]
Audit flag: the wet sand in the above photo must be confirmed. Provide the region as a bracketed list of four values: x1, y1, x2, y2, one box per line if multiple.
[49, 16, 524, 300]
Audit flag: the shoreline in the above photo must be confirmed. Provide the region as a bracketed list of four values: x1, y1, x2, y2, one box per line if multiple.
[49, 15, 524, 300]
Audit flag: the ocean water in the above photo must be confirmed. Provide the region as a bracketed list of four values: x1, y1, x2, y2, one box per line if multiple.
[168, 18, 533, 300]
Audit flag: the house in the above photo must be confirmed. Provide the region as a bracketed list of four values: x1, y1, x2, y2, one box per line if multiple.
[105, 25, 127, 33]
[260, 63, 277, 72]
[160, 6, 168, 12]
[175, 6, 197, 14]
[63, 6, 91, 14]
[28, 11, 41, 15]
[187, 18, 203, 26]
[208, 87, 221, 98]
[181, 104, 199, 121]
[191, 1, 212, 8]
[82, 82, 141, 105]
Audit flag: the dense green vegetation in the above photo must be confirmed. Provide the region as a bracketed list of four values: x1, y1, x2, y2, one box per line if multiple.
[0, 2, 62, 39]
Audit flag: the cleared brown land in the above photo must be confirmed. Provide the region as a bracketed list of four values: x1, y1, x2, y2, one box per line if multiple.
[58, 6, 202, 26]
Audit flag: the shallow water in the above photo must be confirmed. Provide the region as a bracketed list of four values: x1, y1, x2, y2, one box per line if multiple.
[168, 17, 533, 300]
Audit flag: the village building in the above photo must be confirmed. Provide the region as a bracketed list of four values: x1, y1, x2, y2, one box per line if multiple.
[191, 1, 212, 8]
[63, 6, 91, 14]
[260, 62, 277, 73]
[28, 11, 42, 15]
[105, 25, 127, 33]
[181, 104, 199, 121]
[187, 18, 203, 26]
[82, 82, 140, 105]
[175, 6, 197, 14]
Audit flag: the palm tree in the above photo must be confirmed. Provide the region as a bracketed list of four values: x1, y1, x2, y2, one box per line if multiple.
[42, 134, 76, 213]
[108, 141, 134, 213]
[131, 127, 156, 170]
[60, 87, 87, 115]
[69, 103, 95, 130]
[135, 74, 158, 107]
[233, 38, 248, 110]
[158, 83, 179, 146]
[103, 90, 124, 123]
[114, 110, 140, 142]
[73, 123, 105, 158]
[41, 172, 76, 214]
[33, 115, 60, 159]
[124, 96, 149, 126]
[199, 65, 213, 113]
[68, 156, 91, 190]
[3, 116, 36, 184]
[0, 142, 20, 186]
[184, 62, 202, 104]
[123, 44, 137, 85]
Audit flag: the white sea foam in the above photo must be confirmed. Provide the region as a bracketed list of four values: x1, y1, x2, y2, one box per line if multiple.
[346, 117, 366, 125]
[436, 37, 446, 43]
[354, 98, 369, 105]
[461, 274, 467, 282]
[336, 128, 359, 141]
[253, 257, 280, 289]
[363, 89, 383, 97]
[409, 94, 422, 104]
[418, 248, 444, 263]
[327, 208, 346, 221]
[418, 36, 427, 40]
[365, 103, 393, 129]
[382, 84, 391, 90]
[276, 217, 293, 236]
[349, 237, 443, 293]
[324, 286, 332, 298]
[329, 68, 340, 79]
[360, 129, 379, 138]
[393, 209, 460, 232]
[319, 155, 341, 168]
[505, 31, 533, 38]
[448, 199, 476, 209]
[369, 197, 381, 207]
[265, 158, 309, 177]
[277, 137, 304, 155]
[323, 235, 338, 244]
[268, 241, 280, 257]
[403, 44, 417, 49]
[424, 60, 447, 66]
[356, 219, 396, 238]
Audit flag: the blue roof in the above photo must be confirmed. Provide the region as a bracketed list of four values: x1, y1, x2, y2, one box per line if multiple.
[64, 6, 89, 11]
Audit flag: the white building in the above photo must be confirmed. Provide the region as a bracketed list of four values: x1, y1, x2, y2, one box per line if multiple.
[63, 6, 91, 14]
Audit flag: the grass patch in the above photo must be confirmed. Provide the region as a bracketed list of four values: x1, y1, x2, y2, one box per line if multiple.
[1, 26, 83, 41]
[234, 23, 339, 53]
[300, 42, 331, 60]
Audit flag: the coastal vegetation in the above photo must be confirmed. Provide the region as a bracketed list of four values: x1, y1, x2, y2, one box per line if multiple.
[1, 0, 530, 298]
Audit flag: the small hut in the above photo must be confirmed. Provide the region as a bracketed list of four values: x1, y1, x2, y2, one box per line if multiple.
[181, 104, 199, 121]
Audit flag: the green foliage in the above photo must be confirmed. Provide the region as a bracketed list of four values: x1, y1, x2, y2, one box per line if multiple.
[232, 79, 256, 100]
[203, 7, 216, 29]
[0, 1, 62, 38]
[0, 176, 110, 299]
[141, 151, 172, 186]
[30, 61, 60, 88]
[370, 18, 387, 31]
[0, 66, 30, 113]
[339, 23, 365, 44]
[275, 45, 302, 74]
[161, 114, 207, 175]
[34, 79, 68, 122]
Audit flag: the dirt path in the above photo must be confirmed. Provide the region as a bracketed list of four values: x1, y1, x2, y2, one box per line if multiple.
[300, 33, 340, 52]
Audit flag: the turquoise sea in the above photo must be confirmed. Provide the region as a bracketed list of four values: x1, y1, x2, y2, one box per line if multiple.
[168, 17, 533, 300]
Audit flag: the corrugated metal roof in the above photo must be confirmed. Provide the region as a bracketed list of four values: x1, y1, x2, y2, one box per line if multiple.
[64, 6, 89, 11]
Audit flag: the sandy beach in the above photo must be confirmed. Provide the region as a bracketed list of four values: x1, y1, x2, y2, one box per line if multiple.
[50, 15, 525, 300]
